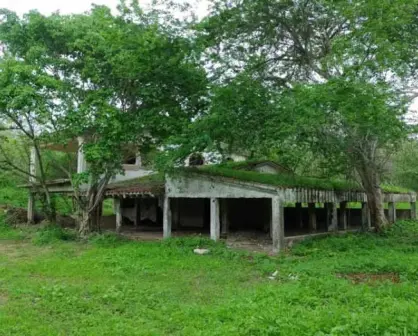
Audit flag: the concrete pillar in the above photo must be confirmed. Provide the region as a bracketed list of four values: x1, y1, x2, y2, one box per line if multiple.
[114, 198, 122, 233]
[135, 153, 142, 167]
[221, 199, 229, 236]
[163, 196, 172, 238]
[388, 202, 396, 223]
[210, 198, 220, 241]
[361, 202, 371, 230]
[411, 202, 417, 220]
[339, 201, 348, 230]
[27, 193, 35, 224]
[77, 136, 87, 173]
[29, 147, 37, 182]
[272, 197, 285, 253]
[295, 202, 303, 229]
[308, 203, 317, 232]
[325, 203, 338, 232]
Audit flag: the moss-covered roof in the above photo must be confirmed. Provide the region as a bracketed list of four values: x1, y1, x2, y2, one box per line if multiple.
[177, 163, 413, 194]
[218, 159, 292, 172]
[105, 161, 412, 195]
[184, 165, 360, 191]
[105, 173, 165, 196]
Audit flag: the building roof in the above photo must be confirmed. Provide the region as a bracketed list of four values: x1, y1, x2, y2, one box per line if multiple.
[181, 163, 413, 194]
[104, 174, 165, 197]
[22, 160, 414, 196]
[222, 159, 292, 173]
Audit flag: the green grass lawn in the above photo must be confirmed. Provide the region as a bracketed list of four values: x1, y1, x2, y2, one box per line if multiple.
[2, 221, 418, 335]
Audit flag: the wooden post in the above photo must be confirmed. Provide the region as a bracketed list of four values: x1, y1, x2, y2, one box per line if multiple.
[210, 198, 220, 241]
[114, 198, 122, 233]
[388, 202, 396, 223]
[411, 202, 417, 220]
[163, 196, 172, 239]
[272, 197, 285, 253]
[361, 202, 371, 230]
[221, 199, 229, 236]
[27, 193, 35, 224]
[295, 202, 303, 229]
[308, 203, 317, 232]
[339, 201, 348, 230]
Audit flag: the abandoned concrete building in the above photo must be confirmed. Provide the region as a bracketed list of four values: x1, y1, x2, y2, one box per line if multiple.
[26, 139, 417, 252]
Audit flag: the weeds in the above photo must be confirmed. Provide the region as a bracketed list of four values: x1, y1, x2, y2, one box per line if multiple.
[32, 224, 77, 245]
[2, 221, 418, 335]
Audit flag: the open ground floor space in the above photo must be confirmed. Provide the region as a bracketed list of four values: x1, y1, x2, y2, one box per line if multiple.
[26, 171, 418, 252]
[100, 194, 416, 253]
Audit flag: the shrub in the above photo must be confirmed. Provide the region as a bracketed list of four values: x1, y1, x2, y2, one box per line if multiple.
[32, 224, 77, 245]
[161, 236, 221, 249]
[89, 232, 128, 247]
[0, 214, 26, 240]
[383, 220, 418, 238]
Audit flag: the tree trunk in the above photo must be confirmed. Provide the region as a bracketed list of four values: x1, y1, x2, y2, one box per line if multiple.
[78, 209, 92, 237]
[356, 163, 388, 232]
[37, 190, 56, 223]
[364, 185, 387, 231]
[74, 174, 110, 237]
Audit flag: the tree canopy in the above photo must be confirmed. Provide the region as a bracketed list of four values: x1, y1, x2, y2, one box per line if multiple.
[0, 2, 208, 233]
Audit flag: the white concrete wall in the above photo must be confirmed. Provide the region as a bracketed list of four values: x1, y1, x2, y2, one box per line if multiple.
[166, 174, 412, 203]
[110, 167, 154, 183]
[167, 175, 276, 199]
[254, 164, 280, 174]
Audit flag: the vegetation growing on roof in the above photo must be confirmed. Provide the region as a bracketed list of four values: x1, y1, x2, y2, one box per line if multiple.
[185, 165, 361, 191]
[218, 159, 290, 171]
[175, 164, 413, 194]
[381, 184, 413, 194]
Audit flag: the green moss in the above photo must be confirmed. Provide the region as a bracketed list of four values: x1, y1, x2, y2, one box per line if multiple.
[381, 184, 413, 194]
[188, 166, 361, 191]
[173, 163, 412, 194]
[108, 173, 165, 187]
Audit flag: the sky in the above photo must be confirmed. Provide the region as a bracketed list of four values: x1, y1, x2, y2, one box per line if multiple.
[0, 0, 119, 15]
[0, 0, 209, 17]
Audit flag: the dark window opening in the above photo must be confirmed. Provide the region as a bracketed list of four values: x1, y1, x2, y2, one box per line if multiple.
[124, 156, 136, 165]
[189, 153, 204, 166]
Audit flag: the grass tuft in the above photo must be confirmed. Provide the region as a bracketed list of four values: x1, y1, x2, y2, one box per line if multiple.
[32, 224, 77, 245]
[89, 232, 129, 247]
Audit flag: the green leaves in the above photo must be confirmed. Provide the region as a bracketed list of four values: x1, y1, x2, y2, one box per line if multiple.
[0, 3, 208, 180]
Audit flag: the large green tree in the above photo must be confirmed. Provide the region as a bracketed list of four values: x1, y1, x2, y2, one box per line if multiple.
[191, 0, 418, 230]
[0, 1, 207, 235]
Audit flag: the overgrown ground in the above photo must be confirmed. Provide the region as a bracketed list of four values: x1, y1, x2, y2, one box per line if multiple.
[2, 220, 418, 335]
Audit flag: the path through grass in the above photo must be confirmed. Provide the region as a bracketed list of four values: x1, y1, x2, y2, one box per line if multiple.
[2, 221, 418, 335]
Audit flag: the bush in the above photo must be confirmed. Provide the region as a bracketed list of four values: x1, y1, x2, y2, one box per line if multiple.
[32, 224, 77, 245]
[89, 232, 128, 247]
[383, 220, 418, 238]
[161, 236, 221, 249]
[0, 214, 26, 240]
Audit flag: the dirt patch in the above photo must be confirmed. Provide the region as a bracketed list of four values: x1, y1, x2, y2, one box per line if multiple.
[337, 272, 400, 284]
